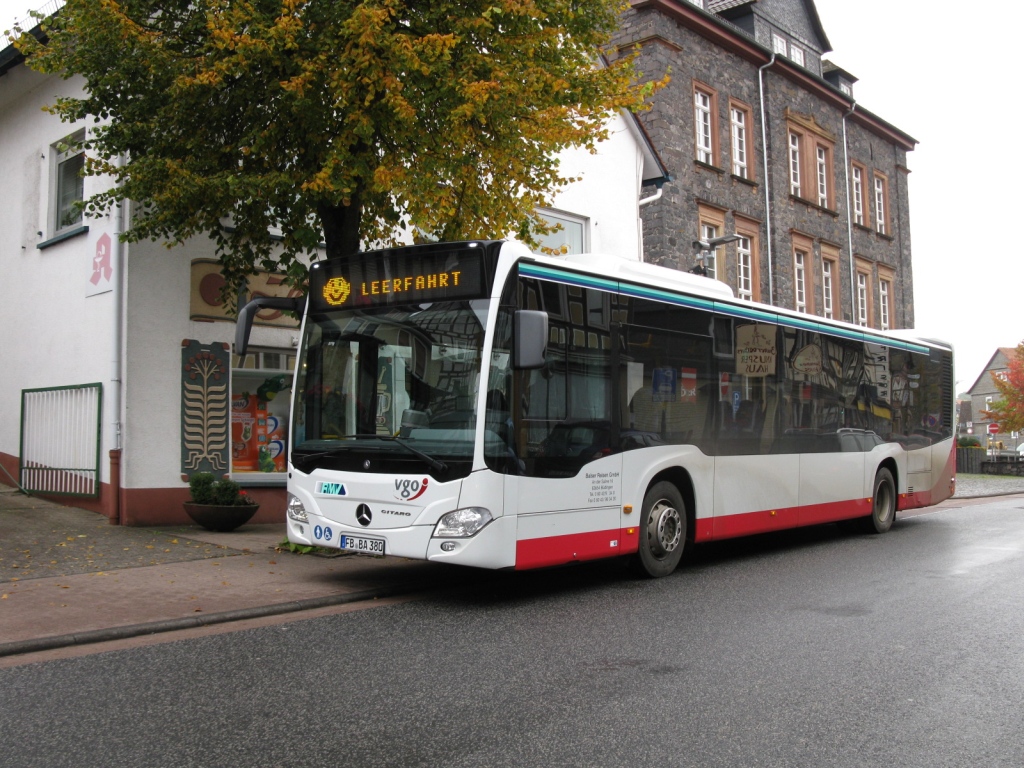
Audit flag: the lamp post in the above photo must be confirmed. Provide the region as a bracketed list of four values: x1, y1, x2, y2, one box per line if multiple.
[690, 233, 742, 276]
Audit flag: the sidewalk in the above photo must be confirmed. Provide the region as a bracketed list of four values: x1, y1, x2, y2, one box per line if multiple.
[0, 488, 465, 659]
[3, 475, 1024, 660]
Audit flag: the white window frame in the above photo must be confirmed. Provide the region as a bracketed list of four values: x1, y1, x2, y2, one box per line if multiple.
[730, 107, 748, 178]
[857, 272, 869, 327]
[822, 260, 834, 320]
[701, 223, 719, 280]
[694, 89, 713, 165]
[535, 209, 589, 255]
[794, 250, 807, 313]
[816, 146, 829, 208]
[874, 176, 887, 234]
[789, 133, 802, 197]
[773, 34, 787, 56]
[879, 279, 891, 330]
[789, 44, 805, 67]
[52, 131, 86, 236]
[852, 166, 864, 225]
[737, 236, 752, 300]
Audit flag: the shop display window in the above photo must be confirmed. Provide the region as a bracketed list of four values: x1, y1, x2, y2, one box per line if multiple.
[231, 348, 296, 479]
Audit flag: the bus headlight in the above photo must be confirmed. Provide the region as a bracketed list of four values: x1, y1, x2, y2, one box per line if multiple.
[286, 493, 308, 523]
[433, 507, 493, 538]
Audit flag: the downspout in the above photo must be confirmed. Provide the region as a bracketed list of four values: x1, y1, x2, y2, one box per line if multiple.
[842, 102, 857, 324]
[110, 154, 126, 524]
[892, 142, 908, 328]
[758, 54, 777, 305]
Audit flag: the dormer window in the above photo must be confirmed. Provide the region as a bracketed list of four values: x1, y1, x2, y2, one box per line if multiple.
[772, 34, 787, 56]
[789, 45, 805, 67]
[840, 82, 852, 97]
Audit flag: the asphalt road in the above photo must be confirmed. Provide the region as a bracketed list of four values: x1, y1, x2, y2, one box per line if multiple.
[2, 497, 1023, 768]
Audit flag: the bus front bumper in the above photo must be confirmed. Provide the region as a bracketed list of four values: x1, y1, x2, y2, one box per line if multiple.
[287, 513, 516, 569]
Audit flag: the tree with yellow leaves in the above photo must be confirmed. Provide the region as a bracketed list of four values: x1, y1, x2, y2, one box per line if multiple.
[15, 0, 660, 301]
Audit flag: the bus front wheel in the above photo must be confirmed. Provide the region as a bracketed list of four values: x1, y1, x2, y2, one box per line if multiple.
[863, 467, 896, 534]
[635, 481, 686, 578]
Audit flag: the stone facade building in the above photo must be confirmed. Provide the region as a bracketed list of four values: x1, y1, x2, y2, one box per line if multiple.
[613, 0, 916, 330]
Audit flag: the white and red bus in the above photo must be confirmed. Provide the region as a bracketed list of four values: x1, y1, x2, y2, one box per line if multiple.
[237, 240, 955, 577]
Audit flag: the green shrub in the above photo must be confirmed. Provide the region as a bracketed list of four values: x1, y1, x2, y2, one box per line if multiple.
[188, 472, 256, 506]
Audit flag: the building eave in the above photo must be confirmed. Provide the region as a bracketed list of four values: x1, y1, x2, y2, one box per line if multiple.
[628, 0, 916, 151]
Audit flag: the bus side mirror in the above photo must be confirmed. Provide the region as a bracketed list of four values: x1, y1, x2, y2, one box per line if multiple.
[514, 310, 548, 369]
[235, 296, 306, 357]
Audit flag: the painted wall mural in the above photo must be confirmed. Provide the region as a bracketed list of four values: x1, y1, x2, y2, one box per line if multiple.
[181, 340, 230, 476]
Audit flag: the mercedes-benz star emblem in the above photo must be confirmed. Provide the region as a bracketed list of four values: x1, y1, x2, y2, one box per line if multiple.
[363, 459, 371, 469]
[356, 504, 372, 527]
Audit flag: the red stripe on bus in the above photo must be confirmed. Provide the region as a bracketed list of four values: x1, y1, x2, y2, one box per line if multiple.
[515, 527, 640, 570]
[517, 453, 958, 569]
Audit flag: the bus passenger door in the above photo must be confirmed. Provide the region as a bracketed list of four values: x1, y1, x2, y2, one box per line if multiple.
[505, 288, 624, 569]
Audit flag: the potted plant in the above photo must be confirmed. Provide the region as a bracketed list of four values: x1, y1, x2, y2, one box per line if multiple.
[183, 472, 260, 532]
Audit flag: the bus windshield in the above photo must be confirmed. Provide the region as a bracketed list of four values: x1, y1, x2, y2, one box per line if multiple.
[292, 299, 490, 481]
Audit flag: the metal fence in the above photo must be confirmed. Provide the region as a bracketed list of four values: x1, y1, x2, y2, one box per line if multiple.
[20, 383, 103, 497]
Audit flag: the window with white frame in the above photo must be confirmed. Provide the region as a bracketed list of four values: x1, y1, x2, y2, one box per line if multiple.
[852, 166, 865, 225]
[857, 272, 869, 326]
[694, 89, 714, 164]
[879, 278, 891, 330]
[822, 259, 834, 320]
[874, 175, 888, 234]
[53, 132, 86, 235]
[816, 146, 829, 207]
[789, 133, 802, 196]
[730, 107, 748, 178]
[794, 250, 807, 313]
[737, 236, 753, 300]
[773, 34, 787, 55]
[702, 223, 719, 279]
[535, 210, 588, 255]
[790, 45, 805, 67]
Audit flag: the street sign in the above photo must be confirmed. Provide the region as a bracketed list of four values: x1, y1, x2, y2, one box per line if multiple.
[988, 423, 1000, 435]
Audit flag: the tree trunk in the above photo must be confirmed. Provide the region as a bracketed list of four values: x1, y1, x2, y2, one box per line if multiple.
[318, 196, 362, 260]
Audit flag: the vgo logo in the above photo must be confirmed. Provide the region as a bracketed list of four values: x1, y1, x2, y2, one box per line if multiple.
[394, 477, 429, 500]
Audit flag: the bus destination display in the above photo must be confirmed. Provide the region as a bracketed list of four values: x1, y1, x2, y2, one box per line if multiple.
[310, 247, 488, 312]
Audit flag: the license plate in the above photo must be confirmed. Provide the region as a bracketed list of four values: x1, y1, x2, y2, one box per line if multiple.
[339, 535, 386, 556]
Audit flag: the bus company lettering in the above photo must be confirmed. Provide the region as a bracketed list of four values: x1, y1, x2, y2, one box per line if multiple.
[364, 271, 461, 297]
[394, 478, 428, 500]
[586, 470, 620, 505]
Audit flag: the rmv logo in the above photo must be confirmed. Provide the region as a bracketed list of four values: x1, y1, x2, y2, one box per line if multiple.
[318, 482, 347, 496]
[395, 478, 429, 501]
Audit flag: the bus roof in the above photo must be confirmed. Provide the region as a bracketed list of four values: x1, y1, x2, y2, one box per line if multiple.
[522, 249, 950, 356]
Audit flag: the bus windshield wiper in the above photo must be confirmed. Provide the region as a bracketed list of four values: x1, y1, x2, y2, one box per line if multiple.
[297, 435, 448, 473]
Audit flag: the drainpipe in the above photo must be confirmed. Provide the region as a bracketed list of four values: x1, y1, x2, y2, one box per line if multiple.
[758, 54, 777, 305]
[842, 102, 857, 323]
[892, 142, 907, 328]
[110, 154, 126, 524]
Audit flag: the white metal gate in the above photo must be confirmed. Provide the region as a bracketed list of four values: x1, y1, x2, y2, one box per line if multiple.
[19, 383, 103, 497]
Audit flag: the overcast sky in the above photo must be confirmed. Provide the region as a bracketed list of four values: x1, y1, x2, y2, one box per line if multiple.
[3, 0, 1019, 392]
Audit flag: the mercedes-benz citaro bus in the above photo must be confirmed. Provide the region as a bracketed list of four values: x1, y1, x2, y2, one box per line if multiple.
[236, 240, 955, 578]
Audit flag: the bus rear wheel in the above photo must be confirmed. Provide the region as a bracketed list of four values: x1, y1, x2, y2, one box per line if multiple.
[635, 481, 686, 578]
[863, 467, 896, 534]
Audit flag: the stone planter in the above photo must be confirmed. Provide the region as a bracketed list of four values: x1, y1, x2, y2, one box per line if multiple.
[183, 502, 259, 532]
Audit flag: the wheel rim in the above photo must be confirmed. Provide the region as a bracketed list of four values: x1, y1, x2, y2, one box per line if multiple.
[647, 499, 682, 558]
[875, 480, 893, 522]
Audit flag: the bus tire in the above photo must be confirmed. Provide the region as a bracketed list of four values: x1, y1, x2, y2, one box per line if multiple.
[635, 481, 686, 578]
[863, 467, 896, 534]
